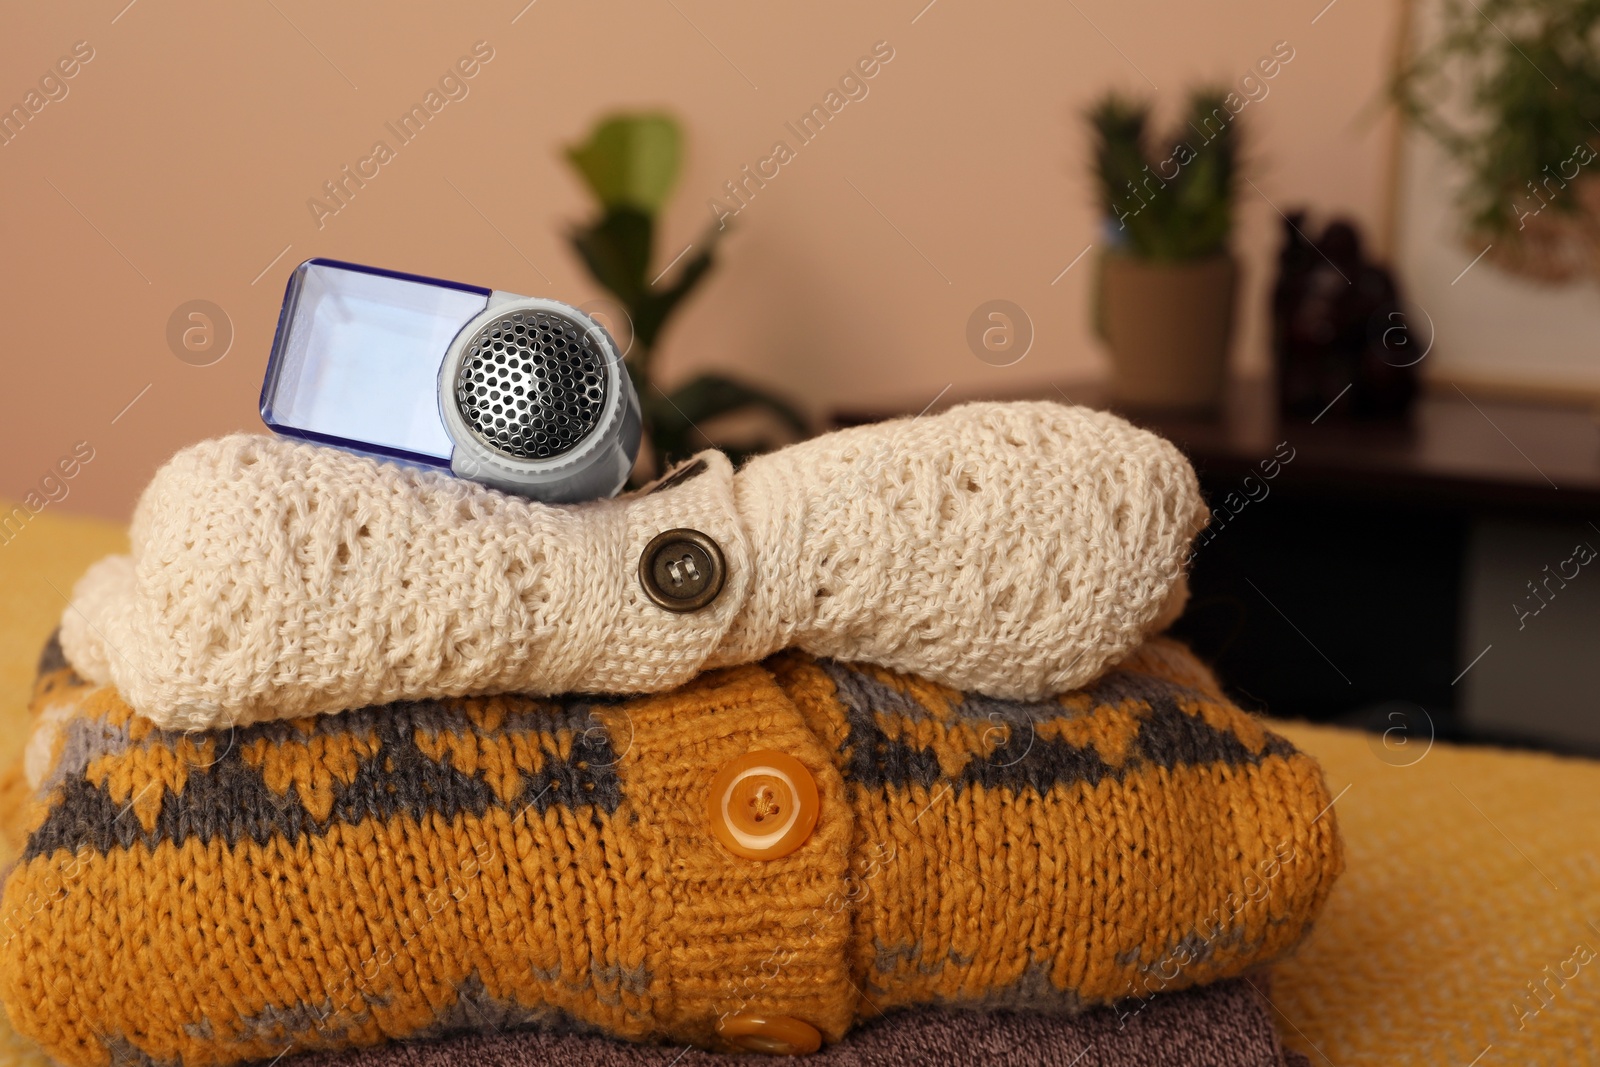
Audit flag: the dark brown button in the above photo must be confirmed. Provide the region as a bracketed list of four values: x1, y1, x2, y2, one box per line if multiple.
[639, 528, 725, 612]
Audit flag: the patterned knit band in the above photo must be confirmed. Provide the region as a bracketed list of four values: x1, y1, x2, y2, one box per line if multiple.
[0, 637, 1341, 1066]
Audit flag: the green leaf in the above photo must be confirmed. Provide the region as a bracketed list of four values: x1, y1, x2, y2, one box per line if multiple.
[635, 372, 808, 471]
[571, 214, 726, 368]
[632, 233, 720, 353]
[665, 373, 809, 435]
[1392, 0, 1600, 242]
[638, 388, 699, 469]
[569, 206, 654, 308]
[565, 113, 682, 214]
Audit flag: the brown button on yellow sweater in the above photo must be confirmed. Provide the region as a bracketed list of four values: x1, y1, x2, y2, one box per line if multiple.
[0, 636, 1341, 1066]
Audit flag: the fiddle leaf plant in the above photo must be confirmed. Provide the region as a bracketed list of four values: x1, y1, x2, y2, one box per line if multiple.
[565, 112, 807, 478]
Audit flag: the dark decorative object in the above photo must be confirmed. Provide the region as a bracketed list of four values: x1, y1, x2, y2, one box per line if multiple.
[1273, 215, 1419, 422]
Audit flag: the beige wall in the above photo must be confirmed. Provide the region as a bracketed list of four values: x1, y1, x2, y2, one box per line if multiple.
[0, 0, 1402, 520]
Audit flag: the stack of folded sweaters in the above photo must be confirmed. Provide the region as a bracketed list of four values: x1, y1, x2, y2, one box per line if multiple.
[0, 402, 1340, 1066]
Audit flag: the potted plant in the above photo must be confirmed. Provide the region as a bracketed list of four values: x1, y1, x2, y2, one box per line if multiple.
[1393, 0, 1600, 283]
[1088, 90, 1240, 411]
[564, 112, 806, 479]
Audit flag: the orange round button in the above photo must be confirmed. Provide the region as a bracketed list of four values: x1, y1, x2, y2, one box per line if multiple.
[707, 750, 819, 861]
[717, 1012, 822, 1055]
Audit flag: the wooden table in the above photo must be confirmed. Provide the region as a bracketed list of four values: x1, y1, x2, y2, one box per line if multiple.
[1070, 377, 1600, 515]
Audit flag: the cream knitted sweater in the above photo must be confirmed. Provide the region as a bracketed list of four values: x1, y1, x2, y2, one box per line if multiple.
[60, 401, 1206, 729]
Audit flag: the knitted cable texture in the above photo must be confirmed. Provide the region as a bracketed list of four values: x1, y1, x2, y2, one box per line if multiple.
[0, 635, 1340, 1067]
[58, 401, 1205, 729]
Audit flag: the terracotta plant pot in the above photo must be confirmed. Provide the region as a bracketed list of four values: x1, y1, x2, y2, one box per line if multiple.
[1100, 253, 1238, 411]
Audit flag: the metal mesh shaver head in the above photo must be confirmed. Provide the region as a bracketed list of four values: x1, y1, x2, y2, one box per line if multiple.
[452, 308, 608, 460]
[438, 294, 641, 503]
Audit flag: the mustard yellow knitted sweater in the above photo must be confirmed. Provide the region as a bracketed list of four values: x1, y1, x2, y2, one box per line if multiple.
[0, 636, 1341, 1066]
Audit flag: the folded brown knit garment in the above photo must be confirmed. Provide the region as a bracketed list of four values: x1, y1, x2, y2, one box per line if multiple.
[285, 978, 1309, 1067]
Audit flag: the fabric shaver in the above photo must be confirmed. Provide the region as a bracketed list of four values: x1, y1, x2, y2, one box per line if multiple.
[260, 258, 640, 502]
